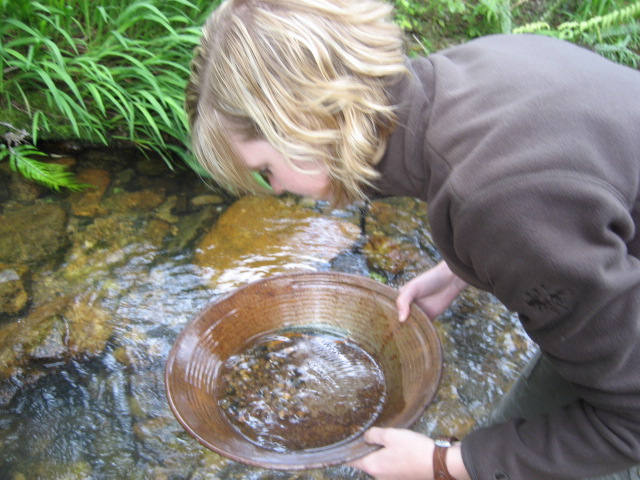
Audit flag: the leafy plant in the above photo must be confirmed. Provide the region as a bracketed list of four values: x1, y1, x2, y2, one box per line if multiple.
[0, 121, 87, 190]
[514, 0, 640, 67]
[467, 0, 513, 37]
[393, 0, 640, 65]
[2, 0, 638, 191]
[0, 0, 219, 190]
[394, 0, 431, 33]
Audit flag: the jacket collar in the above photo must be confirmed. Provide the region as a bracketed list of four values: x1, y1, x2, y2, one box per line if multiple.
[369, 56, 434, 201]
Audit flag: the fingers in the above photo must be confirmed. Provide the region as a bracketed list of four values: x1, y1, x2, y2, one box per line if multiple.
[396, 262, 466, 321]
[347, 428, 386, 471]
[349, 428, 434, 478]
[349, 427, 387, 467]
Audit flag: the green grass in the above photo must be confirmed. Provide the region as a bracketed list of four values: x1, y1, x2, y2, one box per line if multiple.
[1, 0, 219, 189]
[1, 0, 638, 190]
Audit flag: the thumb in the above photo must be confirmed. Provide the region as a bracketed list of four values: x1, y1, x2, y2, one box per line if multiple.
[363, 427, 387, 446]
[396, 290, 413, 322]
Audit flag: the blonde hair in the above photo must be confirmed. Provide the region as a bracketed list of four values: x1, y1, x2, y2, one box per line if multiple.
[185, 0, 407, 205]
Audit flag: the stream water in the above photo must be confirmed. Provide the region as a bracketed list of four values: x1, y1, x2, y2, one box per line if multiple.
[0, 146, 535, 479]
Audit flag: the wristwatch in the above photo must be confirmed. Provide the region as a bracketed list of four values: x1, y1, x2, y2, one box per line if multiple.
[433, 436, 459, 480]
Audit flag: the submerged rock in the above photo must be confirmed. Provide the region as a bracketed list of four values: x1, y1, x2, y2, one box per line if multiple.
[195, 196, 361, 291]
[153, 195, 180, 223]
[0, 295, 112, 380]
[62, 214, 170, 283]
[0, 263, 29, 315]
[0, 203, 68, 265]
[9, 173, 48, 202]
[362, 197, 437, 281]
[191, 194, 224, 207]
[69, 168, 111, 217]
[103, 188, 166, 213]
[363, 234, 422, 275]
[168, 206, 220, 251]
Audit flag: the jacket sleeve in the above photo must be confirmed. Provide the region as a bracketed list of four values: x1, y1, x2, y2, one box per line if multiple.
[451, 172, 640, 480]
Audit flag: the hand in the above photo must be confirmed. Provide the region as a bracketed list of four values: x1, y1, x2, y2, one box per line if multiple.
[397, 261, 468, 322]
[348, 427, 434, 480]
[349, 428, 472, 480]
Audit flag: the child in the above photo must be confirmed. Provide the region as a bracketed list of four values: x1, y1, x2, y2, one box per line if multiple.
[185, 1, 640, 479]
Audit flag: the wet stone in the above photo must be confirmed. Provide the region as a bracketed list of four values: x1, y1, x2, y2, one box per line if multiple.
[0, 295, 113, 380]
[64, 299, 112, 357]
[154, 195, 180, 223]
[0, 263, 29, 315]
[133, 413, 205, 478]
[363, 234, 425, 276]
[110, 168, 136, 188]
[138, 189, 168, 210]
[191, 194, 225, 206]
[62, 214, 170, 283]
[167, 206, 220, 251]
[103, 188, 166, 212]
[0, 203, 68, 265]
[361, 198, 438, 282]
[69, 168, 111, 217]
[29, 460, 93, 480]
[195, 196, 361, 291]
[9, 173, 48, 202]
[28, 314, 68, 361]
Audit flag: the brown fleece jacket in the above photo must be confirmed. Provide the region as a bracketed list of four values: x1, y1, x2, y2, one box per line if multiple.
[373, 34, 640, 480]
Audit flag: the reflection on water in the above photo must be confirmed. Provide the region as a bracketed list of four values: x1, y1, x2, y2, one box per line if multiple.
[218, 331, 386, 452]
[194, 196, 361, 293]
[0, 149, 534, 479]
[2, 360, 135, 478]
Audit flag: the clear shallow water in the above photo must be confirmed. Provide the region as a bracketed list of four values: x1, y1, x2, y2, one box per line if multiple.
[218, 330, 386, 452]
[0, 149, 534, 479]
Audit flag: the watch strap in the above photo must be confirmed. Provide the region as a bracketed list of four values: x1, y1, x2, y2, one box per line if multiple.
[433, 437, 459, 480]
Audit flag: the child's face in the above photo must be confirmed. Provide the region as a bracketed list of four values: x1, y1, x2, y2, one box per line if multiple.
[230, 132, 333, 202]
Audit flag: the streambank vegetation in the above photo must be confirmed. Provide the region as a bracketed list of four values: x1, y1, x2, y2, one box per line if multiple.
[1, 0, 638, 190]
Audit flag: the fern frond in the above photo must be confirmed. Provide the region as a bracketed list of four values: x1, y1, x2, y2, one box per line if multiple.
[2, 144, 89, 191]
[558, 1, 640, 39]
[513, 21, 552, 34]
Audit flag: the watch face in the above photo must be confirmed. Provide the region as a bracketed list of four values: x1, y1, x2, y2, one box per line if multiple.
[434, 437, 453, 447]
